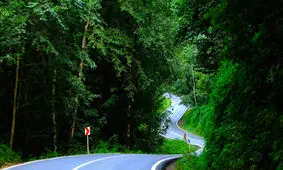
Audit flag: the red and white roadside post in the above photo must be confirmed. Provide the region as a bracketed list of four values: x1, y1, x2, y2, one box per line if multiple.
[85, 127, 90, 154]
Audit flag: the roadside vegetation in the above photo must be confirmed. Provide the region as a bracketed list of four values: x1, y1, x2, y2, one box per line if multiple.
[1, 0, 282, 169]
[157, 139, 198, 154]
[0, 0, 175, 165]
[178, 107, 203, 137]
[156, 97, 171, 115]
[0, 96, 171, 168]
[0, 144, 22, 168]
[176, 154, 206, 170]
[170, 0, 282, 169]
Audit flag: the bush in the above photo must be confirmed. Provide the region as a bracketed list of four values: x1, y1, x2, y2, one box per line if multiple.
[0, 144, 22, 167]
[176, 154, 206, 170]
[39, 150, 58, 159]
[93, 134, 128, 153]
[66, 140, 86, 155]
[181, 91, 209, 107]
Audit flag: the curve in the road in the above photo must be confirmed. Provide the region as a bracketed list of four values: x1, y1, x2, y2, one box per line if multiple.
[1, 154, 181, 170]
[163, 93, 205, 155]
[72, 155, 129, 170]
[2, 93, 203, 170]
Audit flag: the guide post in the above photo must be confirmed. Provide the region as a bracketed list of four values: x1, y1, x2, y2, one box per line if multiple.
[85, 127, 90, 154]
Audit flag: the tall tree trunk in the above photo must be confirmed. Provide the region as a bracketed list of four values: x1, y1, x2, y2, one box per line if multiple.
[191, 66, 198, 106]
[127, 105, 131, 149]
[70, 21, 89, 140]
[10, 54, 20, 148]
[52, 69, 57, 152]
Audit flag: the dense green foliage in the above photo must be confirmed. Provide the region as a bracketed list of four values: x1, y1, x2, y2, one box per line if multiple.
[0, 0, 174, 159]
[176, 154, 206, 170]
[0, 144, 22, 167]
[172, 0, 283, 169]
[1, 0, 282, 169]
[178, 106, 213, 137]
[156, 97, 171, 115]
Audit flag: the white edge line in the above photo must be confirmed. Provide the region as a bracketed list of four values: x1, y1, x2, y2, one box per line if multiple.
[175, 107, 204, 151]
[175, 113, 203, 149]
[165, 94, 204, 153]
[1, 154, 121, 170]
[151, 156, 181, 170]
[72, 155, 129, 170]
[1, 154, 87, 170]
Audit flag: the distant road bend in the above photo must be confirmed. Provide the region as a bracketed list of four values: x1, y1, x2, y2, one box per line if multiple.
[2, 93, 203, 170]
[163, 93, 205, 155]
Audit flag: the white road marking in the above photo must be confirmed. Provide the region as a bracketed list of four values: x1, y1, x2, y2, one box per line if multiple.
[72, 155, 129, 170]
[2, 154, 88, 170]
[151, 156, 181, 170]
[163, 93, 205, 155]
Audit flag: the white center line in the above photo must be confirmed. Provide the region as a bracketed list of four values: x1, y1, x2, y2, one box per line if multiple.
[72, 155, 129, 170]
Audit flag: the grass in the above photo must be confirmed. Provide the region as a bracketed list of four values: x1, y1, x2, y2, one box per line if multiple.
[178, 107, 203, 137]
[176, 154, 206, 170]
[175, 106, 211, 170]
[157, 139, 198, 154]
[157, 139, 200, 170]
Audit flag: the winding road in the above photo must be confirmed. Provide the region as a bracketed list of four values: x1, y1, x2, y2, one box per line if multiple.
[2, 94, 204, 170]
[163, 93, 205, 155]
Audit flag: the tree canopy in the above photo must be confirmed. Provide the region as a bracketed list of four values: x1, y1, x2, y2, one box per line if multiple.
[0, 0, 174, 158]
[0, 0, 282, 169]
[171, 0, 283, 169]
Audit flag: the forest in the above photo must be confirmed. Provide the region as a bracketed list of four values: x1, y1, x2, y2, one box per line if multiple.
[0, 0, 282, 169]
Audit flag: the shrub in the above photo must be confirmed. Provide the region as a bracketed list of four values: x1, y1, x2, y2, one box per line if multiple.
[93, 134, 127, 153]
[176, 154, 206, 170]
[0, 144, 22, 167]
[39, 150, 58, 159]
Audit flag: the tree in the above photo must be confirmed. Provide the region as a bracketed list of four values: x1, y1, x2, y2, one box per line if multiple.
[173, 0, 283, 169]
[10, 54, 20, 148]
[0, 0, 27, 148]
[51, 69, 57, 152]
[0, 0, 175, 158]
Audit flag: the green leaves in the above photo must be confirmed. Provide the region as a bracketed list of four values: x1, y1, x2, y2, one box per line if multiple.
[0, 0, 177, 159]
[173, 0, 283, 169]
[32, 35, 59, 55]
[27, 2, 66, 30]
[0, 144, 22, 167]
[0, 54, 15, 65]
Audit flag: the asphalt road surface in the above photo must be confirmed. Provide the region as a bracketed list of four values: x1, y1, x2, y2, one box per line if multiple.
[2, 154, 181, 170]
[163, 93, 205, 155]
[2, 93, 202, 170]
